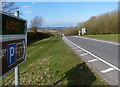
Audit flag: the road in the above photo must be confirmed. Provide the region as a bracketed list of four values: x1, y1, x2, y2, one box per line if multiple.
[63, 36, 119, 85]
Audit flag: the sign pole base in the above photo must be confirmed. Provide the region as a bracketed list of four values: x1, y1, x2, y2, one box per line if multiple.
[15, 66, 19, 87]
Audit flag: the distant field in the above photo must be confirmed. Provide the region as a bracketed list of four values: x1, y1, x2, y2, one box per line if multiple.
[28, 29, 59, 34]
[2, 37, 107, 85]
[38, 29, 60, 36]
[82, 34, 119, 42]
[37, 29, 58, 33]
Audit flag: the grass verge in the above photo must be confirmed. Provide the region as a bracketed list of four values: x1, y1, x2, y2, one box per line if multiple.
[2, 37, 108, 86]
[82, 34, 119, 42]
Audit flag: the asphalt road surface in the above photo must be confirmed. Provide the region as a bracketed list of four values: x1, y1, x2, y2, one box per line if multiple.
[63, 36, 119, 85]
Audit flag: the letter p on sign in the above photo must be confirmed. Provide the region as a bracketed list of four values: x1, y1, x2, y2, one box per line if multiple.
[8, 43, 16, 67]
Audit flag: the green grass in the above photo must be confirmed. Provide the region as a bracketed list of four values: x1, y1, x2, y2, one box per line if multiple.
[2, 37, 108, 86]
[82, 34, 119, 42]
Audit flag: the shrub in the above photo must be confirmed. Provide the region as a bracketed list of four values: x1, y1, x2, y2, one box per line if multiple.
[30, 27, 38, 33]
[62, 28, 78, 36]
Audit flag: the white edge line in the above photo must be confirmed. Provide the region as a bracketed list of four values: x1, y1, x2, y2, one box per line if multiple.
[81, 53, 88, 56]
[72, 47, 78, 49]
[88, 59, 98, 63]
[77, 50, 82, 52]
[63, 36, 120, 72]
[101, 68, 114, 73]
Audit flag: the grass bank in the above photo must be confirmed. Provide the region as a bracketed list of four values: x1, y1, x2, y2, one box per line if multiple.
[2, 37, 107, 86]
[82, 34, 119, 42]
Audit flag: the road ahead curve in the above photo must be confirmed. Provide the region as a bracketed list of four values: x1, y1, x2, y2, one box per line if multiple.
[64, 36, 119, 85]
[65, 36, 119, 68]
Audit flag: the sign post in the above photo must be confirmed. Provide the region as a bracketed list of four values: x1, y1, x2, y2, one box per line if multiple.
[15, 66, 19, 86]
[0, 12, 27, 86]
[14, 11, 20, 87]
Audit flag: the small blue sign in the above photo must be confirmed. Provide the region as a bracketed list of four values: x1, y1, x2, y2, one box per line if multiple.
[7, 43, 16, 67]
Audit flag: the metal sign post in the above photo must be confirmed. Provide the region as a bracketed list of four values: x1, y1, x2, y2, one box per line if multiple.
[15, 66, 19, 86]
[14, 11, 20, 87]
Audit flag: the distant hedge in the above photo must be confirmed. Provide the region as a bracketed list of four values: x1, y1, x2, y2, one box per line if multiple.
[27, 32, 53, 45]
[62, 28, 78, 36]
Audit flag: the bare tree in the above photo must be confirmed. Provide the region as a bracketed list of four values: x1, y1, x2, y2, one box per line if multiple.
[0, 1, 19, 14]
[31, 16, 43, 28]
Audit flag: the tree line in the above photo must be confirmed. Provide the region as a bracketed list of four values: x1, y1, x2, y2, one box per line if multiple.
[77, 10, 118, 35]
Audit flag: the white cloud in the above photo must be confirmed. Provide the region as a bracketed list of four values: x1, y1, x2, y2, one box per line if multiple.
[23, 11, 32, 13]
[22, 5, 30, 8]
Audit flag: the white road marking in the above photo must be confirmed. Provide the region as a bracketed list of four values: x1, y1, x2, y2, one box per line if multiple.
[72, 47, 78, 49]
[81, 53, 88, 56]
[77, 50, 82, 52]
[70, 46, 74, 47]
[74, 36, 119, 45]
[101, 68, 114, 73]
[88, 59, 98, 63]
[63, 37, 120, 72]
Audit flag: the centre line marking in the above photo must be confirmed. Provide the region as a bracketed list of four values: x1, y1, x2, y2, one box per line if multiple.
[88, 59, 98, 63]
[81, 53, 88, 56]
[101, 68, 114, 73]
[63, 37, 120, 72]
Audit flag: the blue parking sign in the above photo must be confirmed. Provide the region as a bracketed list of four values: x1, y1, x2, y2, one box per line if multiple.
[8, 43, 16, 67]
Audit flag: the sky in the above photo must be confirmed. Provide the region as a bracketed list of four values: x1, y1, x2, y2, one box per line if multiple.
[16, 2, 118, 27]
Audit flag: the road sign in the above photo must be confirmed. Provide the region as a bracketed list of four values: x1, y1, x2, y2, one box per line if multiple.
[82, 28, 87, 35]
[0, 13, 27, 77]
[8, 43, 16, 67]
